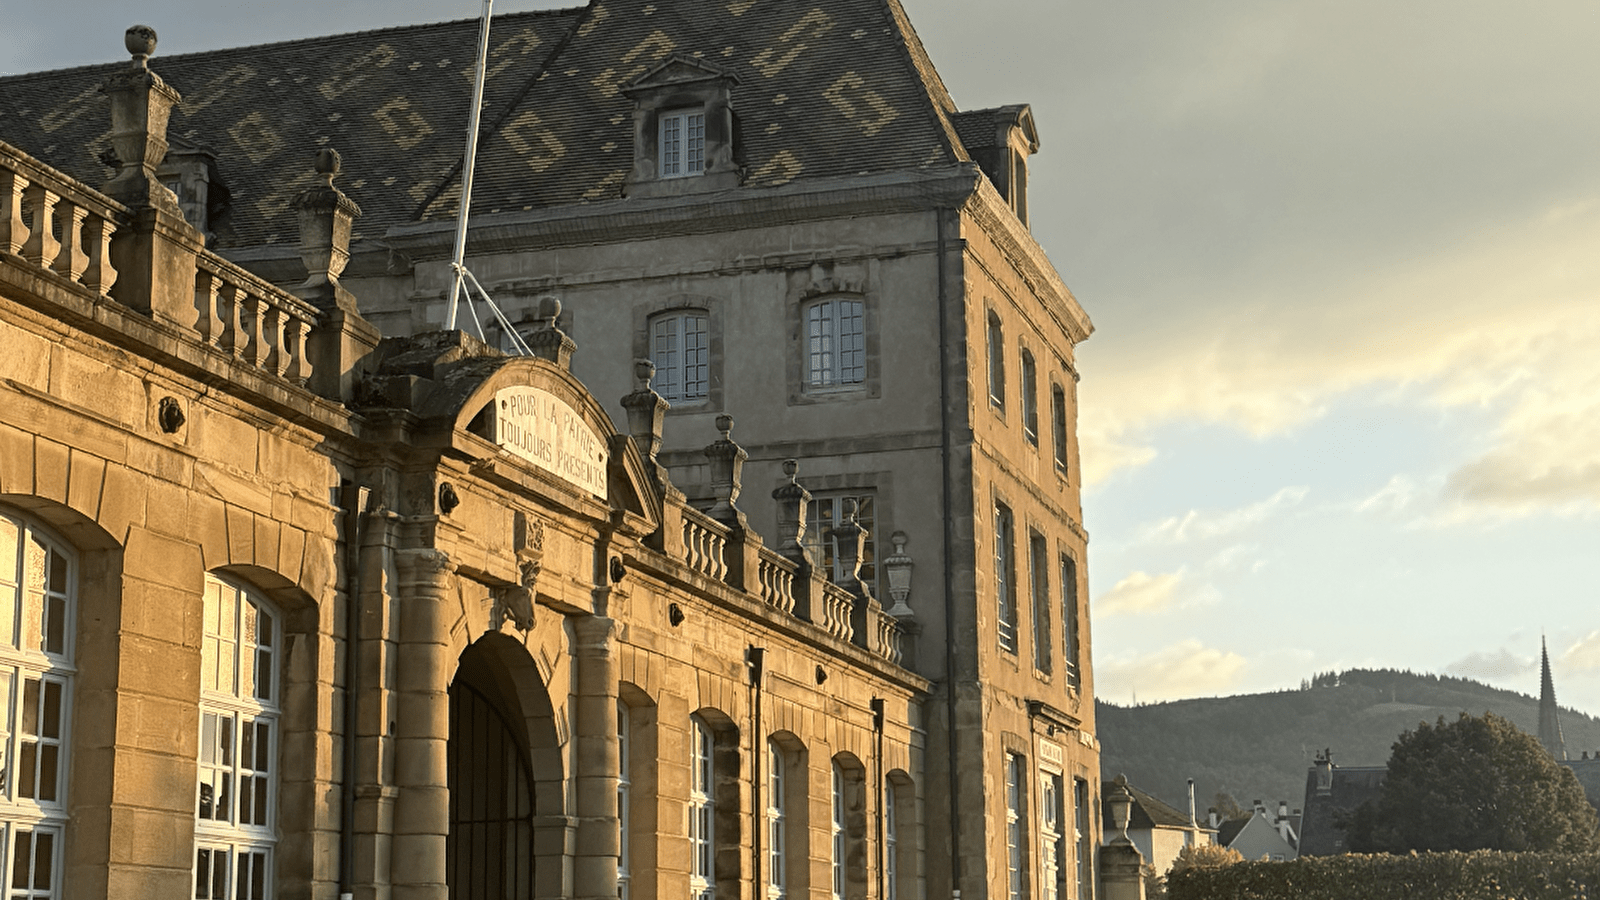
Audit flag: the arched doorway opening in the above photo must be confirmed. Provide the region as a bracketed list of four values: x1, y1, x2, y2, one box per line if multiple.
[448, 634, 557, 899]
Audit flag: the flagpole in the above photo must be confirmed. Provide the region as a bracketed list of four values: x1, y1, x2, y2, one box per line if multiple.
[447, 0, 494, 331]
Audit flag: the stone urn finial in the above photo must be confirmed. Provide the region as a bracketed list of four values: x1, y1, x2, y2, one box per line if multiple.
[782, 458, 799, 484]
[633, 358, 656, 391]
[771, 458, 813, 564]
[526, 296, 576, 368]
[314, 147, 342, 187]
[715, 414, 734, 442]
[704, 415, 747, 526]
[125, 25, 157, 68]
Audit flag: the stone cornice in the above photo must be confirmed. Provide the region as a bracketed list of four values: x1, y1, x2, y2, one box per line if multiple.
[960, 177, 1094, 346]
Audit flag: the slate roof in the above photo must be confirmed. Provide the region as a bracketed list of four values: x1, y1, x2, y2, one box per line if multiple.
[1, 0, 989, 249]
[1296, 764, 1385, 857]
[1215, 816, 1252, 847]
[1126, 784, 1196, 830]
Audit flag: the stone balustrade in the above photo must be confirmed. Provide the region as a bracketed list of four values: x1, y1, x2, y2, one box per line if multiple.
[680, 508, 729, 581]
[817, 581, 855, 643]
[194, 254, 319, 384]
[1, 142, 126, 298]
[874, 610, 904, 666]
[755, 549, 797, 615]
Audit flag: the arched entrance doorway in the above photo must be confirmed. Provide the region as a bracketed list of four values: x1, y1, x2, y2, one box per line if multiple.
[448, 635, 554, 899]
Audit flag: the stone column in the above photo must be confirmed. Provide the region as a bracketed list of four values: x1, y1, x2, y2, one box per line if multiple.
[391, 548, 455, 900]
[572, 615, 621, 900]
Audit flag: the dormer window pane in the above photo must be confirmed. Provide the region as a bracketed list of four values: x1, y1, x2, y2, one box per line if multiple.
[660, 110, 706, 178]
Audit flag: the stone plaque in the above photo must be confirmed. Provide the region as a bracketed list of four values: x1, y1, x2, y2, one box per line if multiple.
[493, 387, 608, 498]
[1039, 738, 1064, 769]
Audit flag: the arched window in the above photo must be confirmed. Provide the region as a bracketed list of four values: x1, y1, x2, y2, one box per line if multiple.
[1050, 385, 1068, 475]
[195, 575, 280, 900]
[650, 310, 710, 403]
[689, 716, 716, 900]
[765, 740, 786, 900]
[618, 705, 632, 900]
[0, 512, 74, 899]
[803, 298, 865, 391]
[1020, 350, 1038, 444]
[986, 312, 1006, 409]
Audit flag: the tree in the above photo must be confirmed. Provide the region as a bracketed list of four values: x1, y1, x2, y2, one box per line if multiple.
[1347, 711, 1600, 853]
[1210, 791, 1249, 821]
[1167, 843, 1243, 876]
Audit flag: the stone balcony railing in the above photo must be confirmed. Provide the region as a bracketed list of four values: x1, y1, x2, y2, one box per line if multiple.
[2, 143, 125, 299]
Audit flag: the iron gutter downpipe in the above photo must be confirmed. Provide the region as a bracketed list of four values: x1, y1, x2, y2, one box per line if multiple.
[337, 481, 369, 900]
[872, 697, 886, 900]
[936, 207, 964, 900]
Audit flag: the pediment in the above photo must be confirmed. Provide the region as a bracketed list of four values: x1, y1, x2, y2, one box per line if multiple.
[624, 55, 741, 95]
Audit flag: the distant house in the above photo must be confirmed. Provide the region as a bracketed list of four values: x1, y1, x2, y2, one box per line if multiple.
[1105, 781, 1216, 876]
[1298, 751, 1384, 856]
[1214, 800, 1299, 861]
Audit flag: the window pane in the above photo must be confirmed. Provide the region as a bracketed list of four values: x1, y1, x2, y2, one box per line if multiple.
[11, 830, 28, 889]
[255, 721, 272, 771]
[41, 681, 60, 740]
[44, 595, 64, 656]
[47, 551, 65, 595]
[32, 831, 50, 891]
[20, 678, 37, 736]
[257, 609, 274, 647]
[38, 745, 57, 802]
[0, 518, 18, 586]
[195, 848, 213, 900]
[256, 648, 272, 703]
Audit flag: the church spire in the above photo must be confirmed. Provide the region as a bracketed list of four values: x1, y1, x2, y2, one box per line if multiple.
[1539, 636, 1568, 761]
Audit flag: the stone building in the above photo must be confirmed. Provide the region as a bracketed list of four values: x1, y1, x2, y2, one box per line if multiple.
[0, 1, 1102, 897]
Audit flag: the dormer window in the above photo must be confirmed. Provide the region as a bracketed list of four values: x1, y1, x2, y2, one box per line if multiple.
[951, 104, 1040, 229]
[624, 56, 742, 198]
[659, 109, 707, 178]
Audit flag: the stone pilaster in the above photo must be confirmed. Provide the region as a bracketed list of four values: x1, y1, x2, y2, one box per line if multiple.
[391, 548, 455, 900]
[572, 615, 621, 900]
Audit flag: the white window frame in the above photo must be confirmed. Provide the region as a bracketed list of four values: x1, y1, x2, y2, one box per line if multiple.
[995, 503, 1017, 653]
[1073, 778, 1092, 900]
[649, 310, 710, 404]
[0, 512, 75, 900]
[1061, 554, 1081, 691]
[830, 763, 845, 900]
[1050, 384, 1068, 475]
[883, 782, 898, 900]
[659, 108, 707, 178]
[689, 716, 715, 900]
[766, 741, 786, 900]
[803, 492, 878, 596]
[1005, 754, 1026, 900]
[803, 298, 866, 392]
[618, 705, 631, 900]
[195, 575, 281, 900]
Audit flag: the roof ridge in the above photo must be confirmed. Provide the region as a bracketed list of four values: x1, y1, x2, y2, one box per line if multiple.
[0, 8, 585, 82]
[876, 0, 968, 165]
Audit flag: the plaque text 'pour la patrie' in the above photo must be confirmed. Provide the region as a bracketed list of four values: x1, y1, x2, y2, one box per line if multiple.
[493, 387, 608, 498]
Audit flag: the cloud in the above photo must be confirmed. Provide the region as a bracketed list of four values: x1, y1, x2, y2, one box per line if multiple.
[1445, 649, 1535, 682]
[1563, 632, 1600, 672]
[1096, 639, 1248, 703]
[1095, 569, 1185, 616]
[1140, 486, 1308, 544]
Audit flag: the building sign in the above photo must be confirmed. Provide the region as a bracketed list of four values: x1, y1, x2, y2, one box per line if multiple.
[1039, 738, 1064, 769]
[492, 387, 608, 498]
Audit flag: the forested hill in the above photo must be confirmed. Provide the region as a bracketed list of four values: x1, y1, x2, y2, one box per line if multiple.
[1097, 668, 1600, 817]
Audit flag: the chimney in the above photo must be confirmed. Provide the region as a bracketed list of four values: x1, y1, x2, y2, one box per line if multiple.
[1207, 808, 1218, 829]
[1278, 801, 1288, 822]
[1188, 779, 1197, 827]
[1314, 749, 1334, 794]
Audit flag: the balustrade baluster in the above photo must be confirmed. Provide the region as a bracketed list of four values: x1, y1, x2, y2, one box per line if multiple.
[50, 200, 88, 281]
[20, 184, 59, 268]
[1, 170, 28, 255]
[194, 269, 222, 346]
[242, 292, 267, 368]
[263, 305, 287, 376]
[219, 283, 245, 357]
[284, 315, 311, 383]
[81, 214, 117, 296]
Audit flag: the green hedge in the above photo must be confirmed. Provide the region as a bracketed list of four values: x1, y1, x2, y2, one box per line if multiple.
[1166, 851, 1600, 900]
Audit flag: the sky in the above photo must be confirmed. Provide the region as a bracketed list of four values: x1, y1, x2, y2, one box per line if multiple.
[9, 1, 1600, 719]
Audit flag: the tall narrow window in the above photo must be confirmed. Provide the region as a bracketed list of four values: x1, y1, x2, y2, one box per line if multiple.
[1020, 350, 1039, 445]
[883, 782, 898, 900]
[1050, 385, 1068, 475]
[196, 575, 280, 900]
[995, 504, 1017, 653]
[660, 109, 706, 177]
[766, 741, 786, 900]
[1029, 532, 1051, 674]
[803, 492, 877, 594]
[1074, 778, 1092, 900]
[804, 298, 866, 390]
[618, 706, 631, 900]
[0, 512, 73, 900]
[689, 717, 716, 900]
[1005, 754, 1027, 900]
[650, 310, 710, 403]
[987, 312, 1006, 409]
[830, 763, 845, 900]
[1061, 554, 1081, 691]
[1040, 773, 1066, 900]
